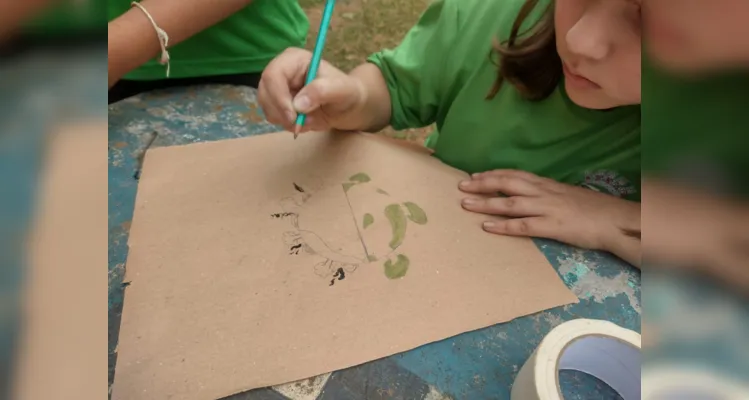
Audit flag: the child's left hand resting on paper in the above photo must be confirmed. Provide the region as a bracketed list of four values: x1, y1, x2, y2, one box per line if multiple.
[459, 170, 641, 267]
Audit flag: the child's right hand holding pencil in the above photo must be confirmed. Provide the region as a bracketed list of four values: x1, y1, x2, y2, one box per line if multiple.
[258, 48, 393, 134]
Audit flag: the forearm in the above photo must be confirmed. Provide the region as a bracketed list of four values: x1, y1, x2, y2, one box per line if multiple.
[604, 201, 641, 268]
[347, 63, 393, 132]
[607, 233, 641, 267]
[108, 0, 253, 87]
[645, 179, 749, 287]
[0, 0, 57, 41]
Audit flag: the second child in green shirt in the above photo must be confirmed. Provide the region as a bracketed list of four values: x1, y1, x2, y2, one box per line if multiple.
[108, 0, 308, 103]
[258, 0, 642, 265]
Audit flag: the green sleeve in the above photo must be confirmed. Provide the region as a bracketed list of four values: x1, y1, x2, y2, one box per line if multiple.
[367, 0, 460, 130]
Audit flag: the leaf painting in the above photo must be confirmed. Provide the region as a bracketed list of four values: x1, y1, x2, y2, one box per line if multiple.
[384, 203, 407, 250]
[403, 202, 427, 225]
[274, 172, 428, 285]
[363, 213, 374, 229]
[384, 254, 409, 279]
[349, 172, 371, 183]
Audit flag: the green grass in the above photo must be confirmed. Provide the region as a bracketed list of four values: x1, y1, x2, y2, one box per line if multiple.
[299, 0, 325, 8]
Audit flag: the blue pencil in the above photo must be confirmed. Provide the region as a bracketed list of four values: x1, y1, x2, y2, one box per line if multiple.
[294, 0, 337, 139]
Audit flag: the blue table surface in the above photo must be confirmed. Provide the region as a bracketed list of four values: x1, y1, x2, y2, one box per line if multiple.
[107, 85, 640, 399]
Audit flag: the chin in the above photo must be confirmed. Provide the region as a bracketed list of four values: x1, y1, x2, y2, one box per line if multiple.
[645, 40, 720, 74]
[564, 81, 618, 110]
[647, 50, 716, 76]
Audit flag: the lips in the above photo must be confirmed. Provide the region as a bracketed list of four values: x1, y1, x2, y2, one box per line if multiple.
[562, 62, 600, 89]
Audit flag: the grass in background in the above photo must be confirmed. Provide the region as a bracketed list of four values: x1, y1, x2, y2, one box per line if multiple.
[300, 0, 433, 143]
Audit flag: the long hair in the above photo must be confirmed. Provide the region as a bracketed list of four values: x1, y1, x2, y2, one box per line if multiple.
[487, 0, 561, 101]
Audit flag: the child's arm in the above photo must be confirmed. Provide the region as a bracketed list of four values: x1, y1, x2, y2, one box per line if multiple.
[108, 0, 254, 87]
[0, 0, 55, 41]
[603, 212, 641, 267]
[643, 180, 749, 288]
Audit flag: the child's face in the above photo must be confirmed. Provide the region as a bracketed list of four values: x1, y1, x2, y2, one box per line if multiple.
[554, 0, 642, 109]
[644, 0, 749, 73]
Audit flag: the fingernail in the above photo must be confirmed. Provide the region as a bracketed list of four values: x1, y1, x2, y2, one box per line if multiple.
[472, 172, 482, 178]
[286, 110, 297, 122]
[462, 198, 475, 206]
[293, 95, 311, 112]
[483, 221, 495, 229]
[305, 117, 316, 129]
[459, 180, 470, 188]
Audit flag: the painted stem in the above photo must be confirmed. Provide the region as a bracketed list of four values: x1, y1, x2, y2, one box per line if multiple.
[343, 184, 370, 260]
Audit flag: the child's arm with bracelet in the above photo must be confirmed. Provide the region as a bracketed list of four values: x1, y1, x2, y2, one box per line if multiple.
[108, 0, 254, 87]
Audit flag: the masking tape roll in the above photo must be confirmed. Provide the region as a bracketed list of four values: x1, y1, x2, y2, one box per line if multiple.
[642, 364, 749, 399]
[511, 319, 641, 400]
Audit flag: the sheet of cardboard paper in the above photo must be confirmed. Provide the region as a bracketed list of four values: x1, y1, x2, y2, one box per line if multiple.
[112, 131, 577, 400]
[13, 122, 108, 400]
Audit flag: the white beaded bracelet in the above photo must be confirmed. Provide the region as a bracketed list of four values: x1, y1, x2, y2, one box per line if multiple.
[131, 1, 171, 77]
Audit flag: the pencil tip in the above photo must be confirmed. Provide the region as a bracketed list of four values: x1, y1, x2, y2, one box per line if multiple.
[293, 125, 301, 139]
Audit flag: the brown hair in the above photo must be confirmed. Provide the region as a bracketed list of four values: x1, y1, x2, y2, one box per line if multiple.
[487, 0, 561, 101]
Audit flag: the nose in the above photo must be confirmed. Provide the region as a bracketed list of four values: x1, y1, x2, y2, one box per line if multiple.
[566, 13, 612, 61]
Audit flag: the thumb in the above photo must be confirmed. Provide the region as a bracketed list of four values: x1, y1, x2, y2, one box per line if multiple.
[292, 77, 355, 114]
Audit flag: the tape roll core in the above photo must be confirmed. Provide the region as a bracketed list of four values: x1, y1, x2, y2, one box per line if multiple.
[511, 319, 641, 400]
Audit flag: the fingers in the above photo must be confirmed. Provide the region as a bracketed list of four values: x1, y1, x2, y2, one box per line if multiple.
[258, 48, 313, 131]
[292, 76, 359, 115]
[461, 196, 545, 217]
[472, 169, 548, 184]
[459, 174, 542, 196]
[482, 217, 558, 239]
[297, 113, 330, 133]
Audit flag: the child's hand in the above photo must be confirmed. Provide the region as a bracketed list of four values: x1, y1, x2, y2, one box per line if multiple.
[459, 170, 640, 254]
[643, 180, 749, 287]
[258, 48, 368, 133]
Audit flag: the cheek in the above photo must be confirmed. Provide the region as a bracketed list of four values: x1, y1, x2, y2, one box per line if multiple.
[614, 50, 642, 103]
[699, 8, 749, 63]
[645, 0, 749, 68]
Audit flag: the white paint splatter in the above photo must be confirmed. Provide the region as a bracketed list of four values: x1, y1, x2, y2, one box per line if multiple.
[557, 250, 641, 313]
[424, 385, 454, 400]
[272, 373, 330, 400]
[530, 312, 565, 330]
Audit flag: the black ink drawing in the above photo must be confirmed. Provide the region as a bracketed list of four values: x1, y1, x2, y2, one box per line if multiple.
[271, 173, 428, 286]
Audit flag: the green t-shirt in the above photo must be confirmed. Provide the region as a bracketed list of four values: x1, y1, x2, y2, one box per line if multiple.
[642, 61, 749, 196]
[23, 1, 106, 35]
[368, 0, 641, 200]
[108, 0, 309, 80]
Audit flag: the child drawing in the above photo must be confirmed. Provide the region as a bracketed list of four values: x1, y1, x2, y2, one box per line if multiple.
[259, 0, 642, 267]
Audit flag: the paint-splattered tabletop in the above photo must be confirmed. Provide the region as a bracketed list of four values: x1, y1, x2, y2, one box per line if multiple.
[107, 85, 641, 400]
